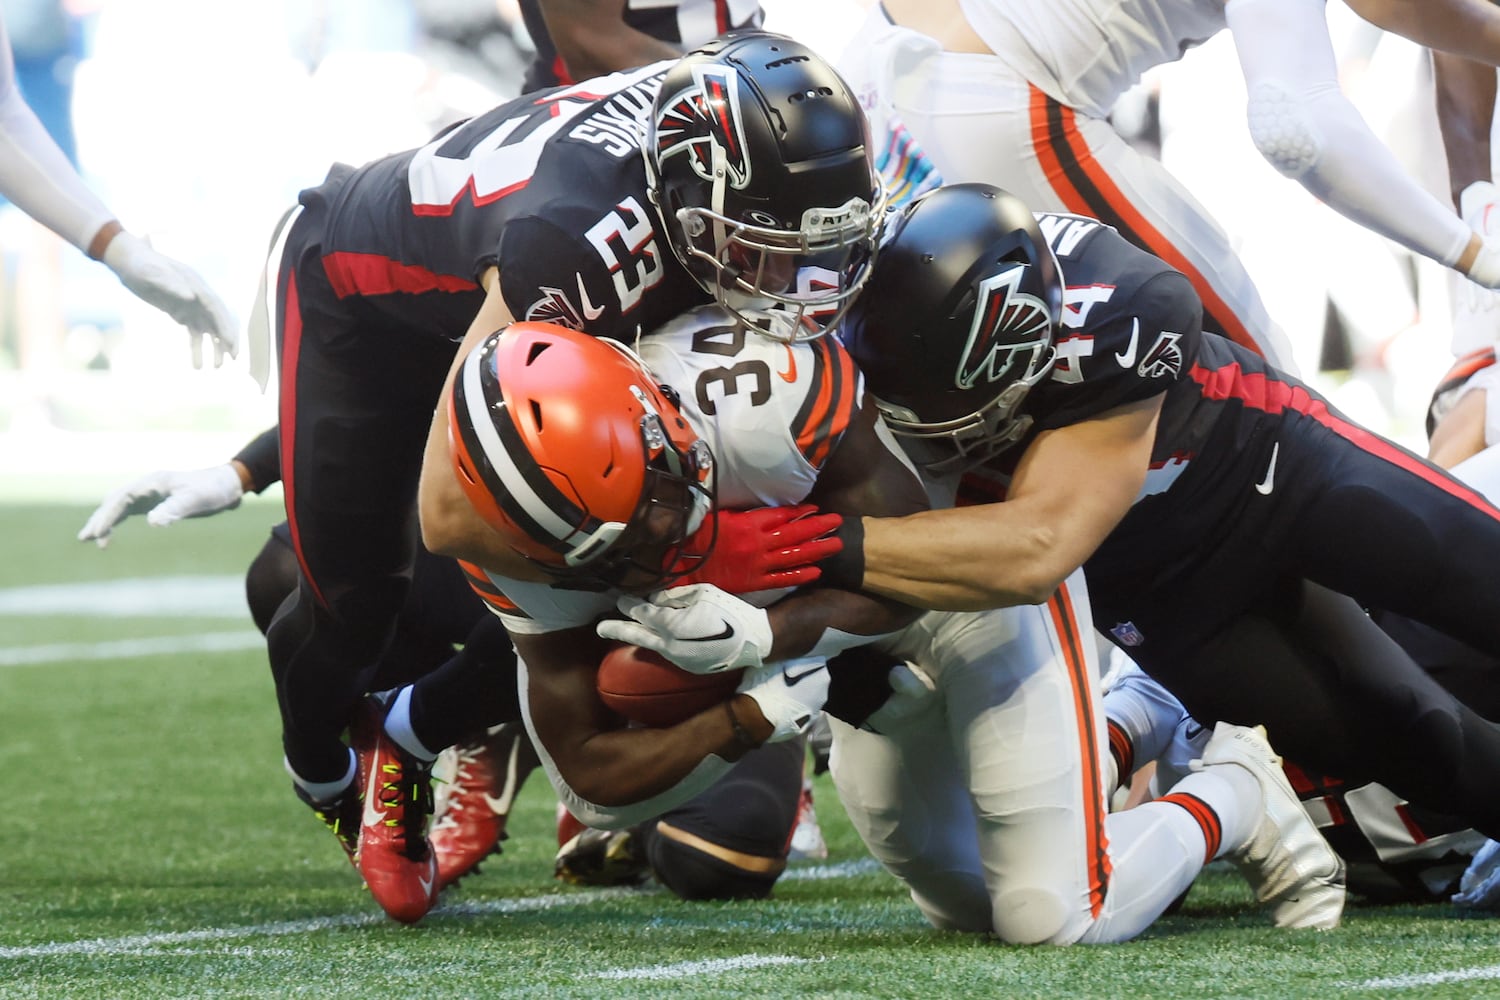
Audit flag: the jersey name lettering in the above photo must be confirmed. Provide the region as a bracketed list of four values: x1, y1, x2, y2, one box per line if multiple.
[568, 74, 664, 158]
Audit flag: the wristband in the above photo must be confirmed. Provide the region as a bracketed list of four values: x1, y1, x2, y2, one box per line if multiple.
[816, 516, 866, 591]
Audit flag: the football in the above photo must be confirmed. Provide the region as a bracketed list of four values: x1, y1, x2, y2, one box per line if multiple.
[596, 643, 743, 727]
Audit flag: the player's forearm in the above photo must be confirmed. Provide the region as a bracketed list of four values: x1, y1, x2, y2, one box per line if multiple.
[558, 701, 764, 810]
[538, 0, 679, 80]
[1345, 0, 1500, 67]
[763, 586, 921, 661]
[0, 86, 115, 251]
[857, 506, 1077, 612]
[1433, 52, 1497, 207]
[1230, 0, 1474, 271]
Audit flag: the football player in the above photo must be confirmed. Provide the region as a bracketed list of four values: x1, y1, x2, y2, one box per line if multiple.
[836, 0, 1500, 376]
[258, 30, 885, 921]
[703, 182, 1500, 893]
[443, 308, 1346, 944]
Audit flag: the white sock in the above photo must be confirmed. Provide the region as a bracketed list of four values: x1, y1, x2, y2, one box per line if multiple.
[285, 750, 356, 804]
[382, 685, 439, 762]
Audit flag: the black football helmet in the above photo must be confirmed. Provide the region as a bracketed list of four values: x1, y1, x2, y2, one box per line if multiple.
[841, 183, 1061, 474]
[644, 30, 887, 340]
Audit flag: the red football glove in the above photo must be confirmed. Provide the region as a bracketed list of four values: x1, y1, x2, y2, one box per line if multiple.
[676, 504, 843, 594]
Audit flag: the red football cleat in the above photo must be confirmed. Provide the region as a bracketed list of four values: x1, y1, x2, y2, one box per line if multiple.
[430, 723, 540, 888]
[355, 700, 440, 924]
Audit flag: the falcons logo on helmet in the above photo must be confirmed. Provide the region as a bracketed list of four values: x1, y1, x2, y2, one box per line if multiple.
[1137, 331, 1184, 379]
[955, 265, 1052, 390]
[654, 65, 751, 189]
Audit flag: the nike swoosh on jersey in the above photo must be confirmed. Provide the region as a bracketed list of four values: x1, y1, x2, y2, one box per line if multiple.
[575, 273, 604, 321]
[783, 662, 825, 686]
[1115, 318, 1140, 367]
[1255, 442, 1279, 496]
[778, 344, 798, 383]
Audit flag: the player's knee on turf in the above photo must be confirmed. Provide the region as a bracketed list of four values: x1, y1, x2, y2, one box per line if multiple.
[990, 885, 1076, 945]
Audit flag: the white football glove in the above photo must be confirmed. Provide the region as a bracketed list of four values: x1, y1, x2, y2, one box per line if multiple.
[862, 662, 939, 735]
[597, 583, 773, 675]
[77, 464, 244, 548]
[103, 231, 239, 368]
[737, 657, 829, 742]
[1461, 181, 1500, 292]
[1454, 838, 1500, 910]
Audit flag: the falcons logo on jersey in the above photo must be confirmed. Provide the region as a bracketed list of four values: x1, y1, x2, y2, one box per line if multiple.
[524, 285, 587, 329]
[1137, 331, 1184, 379]
[956, 265, 1052, 390]
[653, 65, 751, 189]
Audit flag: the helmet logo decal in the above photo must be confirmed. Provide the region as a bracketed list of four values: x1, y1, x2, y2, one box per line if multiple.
[1137, 331, 1184, 379]
[654, 65, 752, 190]
[955, 265, 1052, 390]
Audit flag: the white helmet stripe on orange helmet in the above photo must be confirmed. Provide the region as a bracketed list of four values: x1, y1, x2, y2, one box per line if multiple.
[459, 342, 625, 561]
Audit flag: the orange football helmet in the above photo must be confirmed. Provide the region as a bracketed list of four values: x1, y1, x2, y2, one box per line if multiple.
[448, 322, 714, 590]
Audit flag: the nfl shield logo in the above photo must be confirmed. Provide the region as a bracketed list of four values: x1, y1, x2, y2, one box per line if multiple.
[1110, 621, 1145, 647]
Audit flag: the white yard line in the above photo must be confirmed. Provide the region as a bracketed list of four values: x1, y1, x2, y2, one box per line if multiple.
[0, 576, 248, 618]
[0, 630, 264, 667]
[595, 955, 811, 980]
[1344, 965, 1500, 990]
[0, 862, 880, 959]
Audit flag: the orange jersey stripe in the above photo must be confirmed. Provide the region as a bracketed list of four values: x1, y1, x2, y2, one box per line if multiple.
[1439, 346, 1496, 388]
[792, 337, 859, 469]
[1047, 581, 1112, 917]
[1029, 85, 1265, 357]
[457, 559, 522, 615]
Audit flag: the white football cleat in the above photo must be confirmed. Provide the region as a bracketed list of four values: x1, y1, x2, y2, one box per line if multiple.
[1194, 722, 1346, 929]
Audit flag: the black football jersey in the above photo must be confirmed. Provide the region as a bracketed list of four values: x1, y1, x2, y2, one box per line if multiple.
[517, 0, 763, 93]
[310, 61, 708, 342]
[954, 214, 1334, 608]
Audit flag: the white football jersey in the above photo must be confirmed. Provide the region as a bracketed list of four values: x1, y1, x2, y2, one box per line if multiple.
[474, 304, 865, 634]
[958, 0, 1227, 117]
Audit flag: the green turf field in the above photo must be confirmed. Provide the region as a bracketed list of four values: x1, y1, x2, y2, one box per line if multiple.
[3, 501, 1500, 999]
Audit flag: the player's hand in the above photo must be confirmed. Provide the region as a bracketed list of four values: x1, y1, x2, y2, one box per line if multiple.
[103, 232, 239, 368]
[1454, 838, 1500, 909]
[675, 504, 842, 593]
[862, 662, 938, 735]
[736, 658, 829, 742]
[77, 464, 244, 548]
[597, 583, 773, 674]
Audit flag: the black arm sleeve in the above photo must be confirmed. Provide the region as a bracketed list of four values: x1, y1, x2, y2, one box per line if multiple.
[233, 426, 281, 493]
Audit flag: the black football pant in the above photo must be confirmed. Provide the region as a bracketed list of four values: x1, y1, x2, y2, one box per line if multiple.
[266, 203, 459, 785]
[1102, 408, 1500, 840]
